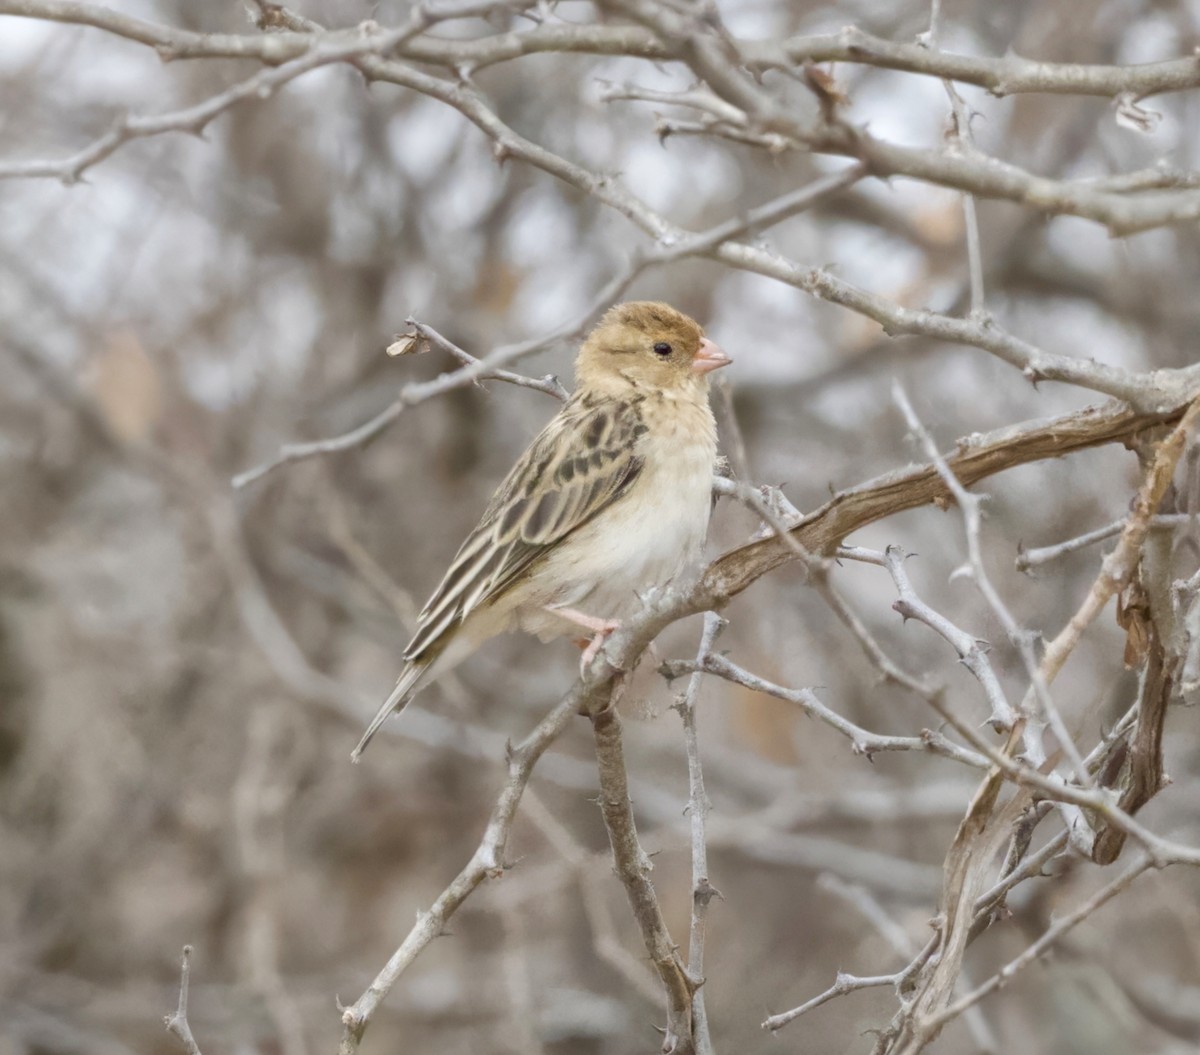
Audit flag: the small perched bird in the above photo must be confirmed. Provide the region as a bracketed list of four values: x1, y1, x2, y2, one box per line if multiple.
[353, 301, 730, 759]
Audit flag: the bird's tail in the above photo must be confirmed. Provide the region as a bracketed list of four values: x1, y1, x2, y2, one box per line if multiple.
[351, 658, 432, 762]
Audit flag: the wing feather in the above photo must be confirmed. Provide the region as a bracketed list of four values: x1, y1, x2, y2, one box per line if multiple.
[404, 396, 645, 660]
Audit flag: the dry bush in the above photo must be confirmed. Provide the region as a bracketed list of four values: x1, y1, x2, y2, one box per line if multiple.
[3, 1, 1200, 1054]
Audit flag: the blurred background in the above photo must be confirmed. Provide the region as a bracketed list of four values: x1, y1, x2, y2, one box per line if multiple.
[3, 1, 1200, 1053]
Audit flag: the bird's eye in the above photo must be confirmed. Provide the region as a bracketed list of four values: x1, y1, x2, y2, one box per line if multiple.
[653, 342, 672, 357]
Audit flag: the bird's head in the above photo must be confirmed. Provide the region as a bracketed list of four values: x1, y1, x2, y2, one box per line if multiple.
[575, 301, 730, 396]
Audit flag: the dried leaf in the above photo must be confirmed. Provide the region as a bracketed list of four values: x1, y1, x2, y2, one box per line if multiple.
[1116, 574, 1152, 669]
[386, 332, 425, 358]
[85, 328, 163, 444]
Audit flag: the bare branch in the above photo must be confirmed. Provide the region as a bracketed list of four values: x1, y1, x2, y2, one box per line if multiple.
[972, 829, 1068, 919]
[927, 856, 1154, 1033]
[8, 1, 1200, 102]
[817, 871, 998, 1052]
[231, 398, 409, 490]
[704, 397, 1197, 604]
[665, 652, 990, 768]
[791, 269, 1172, 408]
[19, 1, 1193, 408]
[0, 16, 501, 182]
[924, 4, 985, 321]
[163, 946, 203, 1055]
[809, 556, 942, 703]
[1033, 397, 1200, 691]
[337, 692, 578, 1054]
[1016, 514, 1197, 572]
[232, 296, 608, 489]
[234, 167, 865, 488]
[519, 790, 664, 1004]
[866, 595, 1200, 871]
[600, 0, 1200, 237]
[407, 319, 570, 402]
[764, 970, 900, 1032]
[891, 383, 1090, 783]
[591, 699, 697, 1054]
[676, 612, 724, 1055]
[883, 545, 1017, 732]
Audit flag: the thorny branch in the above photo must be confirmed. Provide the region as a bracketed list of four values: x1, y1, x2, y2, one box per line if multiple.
[1016, 514, 1199, 572]
[337, 692, 578, 1055]
[664, 652, 990, 769]
[675, 612, 725, 1055]
[892, 383, 1092, 784]
[27, 290, 1198, 1050]
[12, 2, 1200, 1052]
[5, 1, 1200, 102]
[232, 164, 866, 488]
[327, 387, 1200, 1049]
[266, 386, 1200, 1050]
[704, 397, 1195, 601]
[590, 677, 697, 1053]
[750, 399, 1200, 1048]
[1033, 398, 1200, 691]
[5, 0, 1200, 237]
[231, 318, 568, 488]
[6, 1, 1200, 458]
[930, 856, 1154, 1029]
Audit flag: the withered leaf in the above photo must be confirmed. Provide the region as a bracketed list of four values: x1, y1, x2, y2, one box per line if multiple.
[1116, 574, 1152, 669]
[386, 332, 427, 358]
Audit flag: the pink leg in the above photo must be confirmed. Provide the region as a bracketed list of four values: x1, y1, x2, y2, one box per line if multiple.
[544, 605, 621, 672]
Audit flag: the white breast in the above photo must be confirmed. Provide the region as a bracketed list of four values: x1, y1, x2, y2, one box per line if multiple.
[515, 393, 718, 635]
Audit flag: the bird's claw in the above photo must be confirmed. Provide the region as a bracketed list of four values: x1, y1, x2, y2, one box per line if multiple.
[547, 605, 621, 670]
[579, 622, 619, 672]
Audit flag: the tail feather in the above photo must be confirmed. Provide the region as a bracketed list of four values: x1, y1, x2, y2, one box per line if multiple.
[351, 659, 432, 762]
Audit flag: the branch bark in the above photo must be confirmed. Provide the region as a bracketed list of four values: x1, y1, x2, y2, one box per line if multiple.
[703, 398, 1194, 604]
[591, 701, 697, 1054]
[6, 2, 1200, 101]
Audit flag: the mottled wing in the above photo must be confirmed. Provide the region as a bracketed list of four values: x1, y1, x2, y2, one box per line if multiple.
[404, 396, 647, 660]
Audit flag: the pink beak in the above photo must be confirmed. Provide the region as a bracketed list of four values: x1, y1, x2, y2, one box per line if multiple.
[692, 336, 731, 375]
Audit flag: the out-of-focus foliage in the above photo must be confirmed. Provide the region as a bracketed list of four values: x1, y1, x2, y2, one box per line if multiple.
[3, 1, 1200, 1053]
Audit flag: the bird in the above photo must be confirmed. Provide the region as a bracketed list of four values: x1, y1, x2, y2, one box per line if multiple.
[352, 301, 731, 760]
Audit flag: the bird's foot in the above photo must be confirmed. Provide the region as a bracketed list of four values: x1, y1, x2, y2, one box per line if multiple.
[578, 627, 617, 671]
[546, 605, 621, 672]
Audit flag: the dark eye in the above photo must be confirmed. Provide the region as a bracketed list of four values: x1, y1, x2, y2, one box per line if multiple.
[653, 342, 672, 357]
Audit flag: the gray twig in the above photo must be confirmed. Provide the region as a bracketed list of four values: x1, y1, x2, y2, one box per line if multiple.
[1017, 514, 1197, 572]
[163, 946, 203, 1055]
[666, 652, 989, 768]
[591, 697, 697, 1054]
[891, 382, 1091, 785]
[337, 693, 578, 1054]
[675, 612, 725, 1055]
